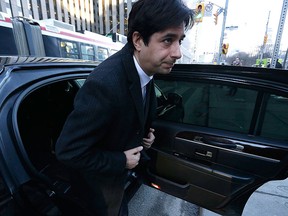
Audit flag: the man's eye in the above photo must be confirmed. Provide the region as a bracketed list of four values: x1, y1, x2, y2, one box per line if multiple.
[164, 38, 172, 44]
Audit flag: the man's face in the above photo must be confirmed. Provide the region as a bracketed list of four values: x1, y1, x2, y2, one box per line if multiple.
[133, 23, 185, 76]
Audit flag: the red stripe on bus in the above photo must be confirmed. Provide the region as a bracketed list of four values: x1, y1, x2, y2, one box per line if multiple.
[41, 26, 113, 47]
[0, 17, 12, 23]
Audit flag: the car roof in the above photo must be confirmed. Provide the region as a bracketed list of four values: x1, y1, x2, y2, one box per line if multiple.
[170, 64, 288, 86]
[1, 56, 287, 87]
[0, 56, 99, 74]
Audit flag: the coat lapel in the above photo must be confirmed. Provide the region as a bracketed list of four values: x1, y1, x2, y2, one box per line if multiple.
[128, 78, 145, 127]
[121, 45, 145, 128]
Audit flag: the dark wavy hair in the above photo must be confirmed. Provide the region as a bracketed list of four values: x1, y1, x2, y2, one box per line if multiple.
[127, 0, 194, 46]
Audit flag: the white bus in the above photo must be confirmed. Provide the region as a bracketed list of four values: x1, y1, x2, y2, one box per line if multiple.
[0, 12, 125, 61]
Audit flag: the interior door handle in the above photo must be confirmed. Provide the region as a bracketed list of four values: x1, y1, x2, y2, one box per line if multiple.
[195, 150, 213, 158]
[203, 138, 244, 151]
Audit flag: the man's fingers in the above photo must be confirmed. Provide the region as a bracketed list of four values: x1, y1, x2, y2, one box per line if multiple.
[143, 134, 155, 143]
[131, 146, 143, 154]
[124, 146, 144, 169]
[143, 143, 151, 148]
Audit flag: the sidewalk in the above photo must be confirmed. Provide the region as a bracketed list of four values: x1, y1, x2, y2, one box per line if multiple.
[200, 177, 288, 216]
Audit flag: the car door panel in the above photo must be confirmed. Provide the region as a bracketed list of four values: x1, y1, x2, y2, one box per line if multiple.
[175, 134, 282, 178]
[147, 120, 286, 215]
[147, 148, 242, 210]
[144, 65, 288, 215]
[148, 123, 252, 202]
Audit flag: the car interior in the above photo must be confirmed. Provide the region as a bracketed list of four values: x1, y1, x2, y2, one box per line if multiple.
[17, 79, 94, 215]
[16, 78, 145, 215]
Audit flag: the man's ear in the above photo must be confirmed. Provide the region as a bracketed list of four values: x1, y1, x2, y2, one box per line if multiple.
[132, 31, 143, 51]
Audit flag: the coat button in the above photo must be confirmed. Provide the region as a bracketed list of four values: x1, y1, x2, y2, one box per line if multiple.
[136, 130, 140, 135]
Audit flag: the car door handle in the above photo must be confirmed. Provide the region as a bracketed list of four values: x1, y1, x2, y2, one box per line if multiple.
[195, 150, 213, 158]
[203, 138, 244, 151]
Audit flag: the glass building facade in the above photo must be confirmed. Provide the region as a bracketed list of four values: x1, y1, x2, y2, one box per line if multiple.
[0, 0, 132, 35]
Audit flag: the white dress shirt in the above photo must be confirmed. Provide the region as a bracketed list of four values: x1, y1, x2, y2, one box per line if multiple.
[133, 56, 153, 100]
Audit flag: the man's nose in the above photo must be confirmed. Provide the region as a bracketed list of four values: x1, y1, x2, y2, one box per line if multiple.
[171, 43, 182, 59]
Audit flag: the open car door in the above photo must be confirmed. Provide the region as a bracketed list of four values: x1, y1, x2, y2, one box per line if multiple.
[144, 64, 288, 216]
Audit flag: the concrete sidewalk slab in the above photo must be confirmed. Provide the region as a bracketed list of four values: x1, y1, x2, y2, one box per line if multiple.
[200, 178, 288, 216]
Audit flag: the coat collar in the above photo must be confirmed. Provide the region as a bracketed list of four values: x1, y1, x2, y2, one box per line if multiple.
[121, 44, 145, 127]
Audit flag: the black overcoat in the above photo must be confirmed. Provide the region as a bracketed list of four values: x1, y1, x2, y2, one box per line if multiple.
[55, 43, 157, 215]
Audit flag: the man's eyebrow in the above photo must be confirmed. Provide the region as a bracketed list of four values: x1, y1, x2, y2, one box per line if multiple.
[163, 33, 186, 39]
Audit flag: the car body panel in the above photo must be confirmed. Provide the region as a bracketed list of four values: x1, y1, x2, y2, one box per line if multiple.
[0, 57, 97, 215]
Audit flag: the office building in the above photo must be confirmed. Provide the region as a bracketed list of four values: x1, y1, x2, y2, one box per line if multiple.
[0, 0, 133, 35]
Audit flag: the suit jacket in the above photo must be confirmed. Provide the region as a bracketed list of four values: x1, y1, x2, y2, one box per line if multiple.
[55, 43, 157, 215]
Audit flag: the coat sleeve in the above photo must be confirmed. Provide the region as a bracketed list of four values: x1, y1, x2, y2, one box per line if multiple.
[55, 76, 127, 176]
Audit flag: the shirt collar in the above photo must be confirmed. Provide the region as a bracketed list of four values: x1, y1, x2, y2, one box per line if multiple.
[133, 55, 153, 89]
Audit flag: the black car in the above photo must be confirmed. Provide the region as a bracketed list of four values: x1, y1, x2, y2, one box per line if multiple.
[1, 57, 288, 216]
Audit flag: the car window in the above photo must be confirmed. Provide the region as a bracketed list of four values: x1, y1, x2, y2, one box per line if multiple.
[261, 94, 288, 140]
[155, 79, 257, 133]
[75, 79, 86, 87]
[155, 79, 288, 141]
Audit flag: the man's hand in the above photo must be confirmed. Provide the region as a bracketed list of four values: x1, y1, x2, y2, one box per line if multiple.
[124, 146, 143, 169]
[142, 128, 155, 149]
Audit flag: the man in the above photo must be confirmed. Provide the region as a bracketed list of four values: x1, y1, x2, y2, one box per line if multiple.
[232, 57, 242, 66]
[55, 0, 194, 215]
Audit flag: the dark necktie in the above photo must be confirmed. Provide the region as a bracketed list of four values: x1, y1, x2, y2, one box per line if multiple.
[143, 81, 151, 115]
[142, 81, 149, 106]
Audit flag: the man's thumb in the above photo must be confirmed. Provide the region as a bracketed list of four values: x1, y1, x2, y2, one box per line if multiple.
[135, 146, 143, 153]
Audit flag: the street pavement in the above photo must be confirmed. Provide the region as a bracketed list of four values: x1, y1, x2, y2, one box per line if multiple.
[128, 184, 199, 216]
[129, 177, 288, 216]
[200, 177, 288, 216]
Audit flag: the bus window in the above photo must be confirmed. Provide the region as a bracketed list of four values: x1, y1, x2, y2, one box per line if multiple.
[80, 44, 95, 61]
[97, 46, 109, 61]
[42, 35, 61, 57]
[60, 40, 79, 59]
[0, 25, 18, 55]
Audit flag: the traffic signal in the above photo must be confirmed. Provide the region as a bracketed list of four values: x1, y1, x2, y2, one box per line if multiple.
[263, 34, 268, 44]
[213, 13, 218, 25]
[222, 43, 229, 55]
[195, 3, 205, 23]
[106, 33, 118, 42]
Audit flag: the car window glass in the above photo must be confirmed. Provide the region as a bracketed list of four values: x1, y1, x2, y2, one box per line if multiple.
[155, 79, 257, 134]
[74, 79, 86, 87]
[261, 94, 288, 141]
[155, 85, 162, 98]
